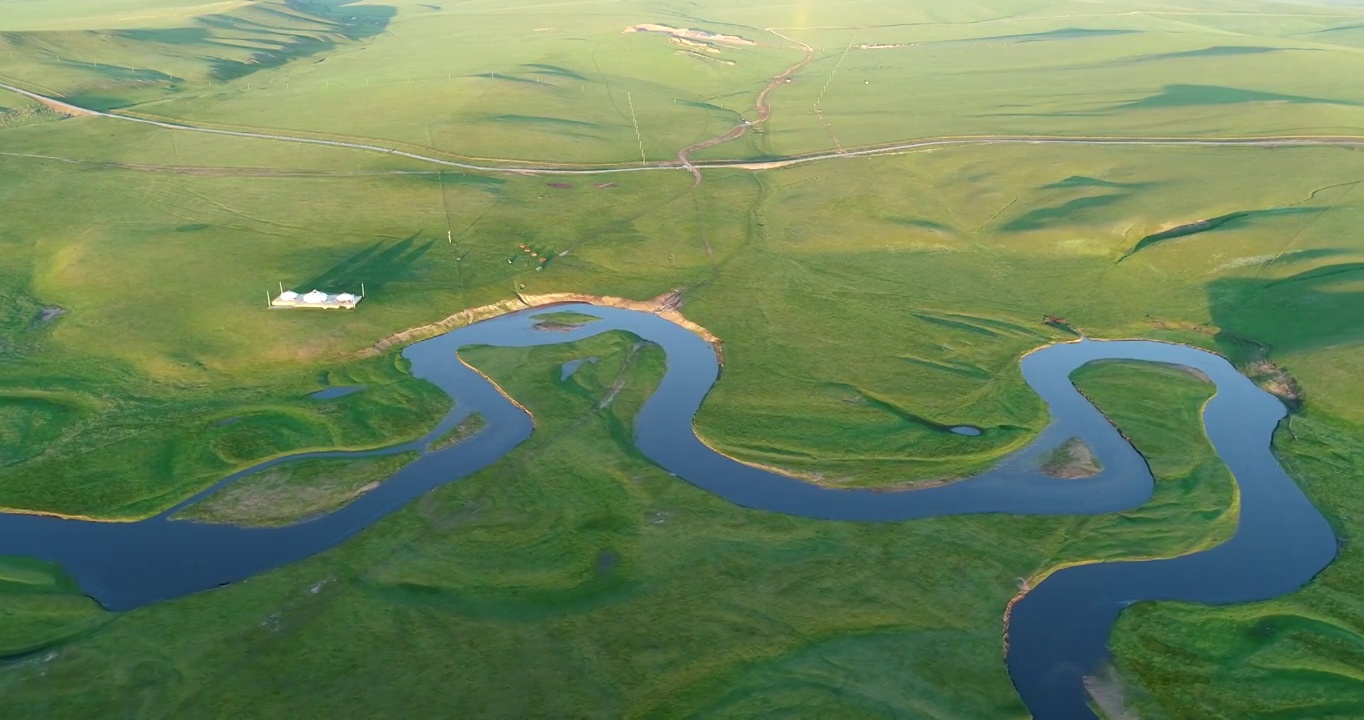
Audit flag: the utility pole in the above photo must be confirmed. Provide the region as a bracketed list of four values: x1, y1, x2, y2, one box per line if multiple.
[627, 92, 647, 166]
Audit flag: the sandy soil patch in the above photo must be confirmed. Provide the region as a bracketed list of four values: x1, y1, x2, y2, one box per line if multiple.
[624, 23, 755, 46]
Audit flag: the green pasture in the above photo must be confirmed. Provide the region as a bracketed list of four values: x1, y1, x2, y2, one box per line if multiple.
[1111, 413, 1364, 719]
[1, 0, 1363, 716]
[0, 337, 1247, 718]
[0, 557, 107, 659]
[6, 0, 1364, 166]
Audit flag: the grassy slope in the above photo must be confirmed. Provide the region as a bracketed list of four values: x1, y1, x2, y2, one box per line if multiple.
[0, 332, 452, 517]
[1058, 363, 1234, 566]
[0, 557, 107, 659]
[0, 337, 1239, 718]
[0, 0, 1362, 716]
[1111, 413, 1364, 719]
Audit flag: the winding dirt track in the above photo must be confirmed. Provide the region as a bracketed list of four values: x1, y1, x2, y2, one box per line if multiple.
[676, 30, 816, 185]
[4, 79, 1364, 178]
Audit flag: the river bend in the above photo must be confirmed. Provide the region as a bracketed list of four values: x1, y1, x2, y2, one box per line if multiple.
[0, 304, 1336, 719]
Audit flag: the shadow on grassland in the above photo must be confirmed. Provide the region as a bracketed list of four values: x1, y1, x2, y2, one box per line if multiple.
[949, 28, 1138, 44]
[107, 0, 394, 84]
[1000, 176, 1166, 232]
[521, 64, 591, 82]
[1041, 176, 1157, 191]
[1121, 206, 1326, 260]
[294, 234, 435, 294]
[407, 172, 507, 191]
[980, 83, 1361, 119]
[1000, 194, 1129, 232]
[217, 0, 393, 81]
[475, 114, 609, 142]
[1115, 84, 1364, 110]
[1131, 46, 1285, 62]
[1208, 260, 1364, 362]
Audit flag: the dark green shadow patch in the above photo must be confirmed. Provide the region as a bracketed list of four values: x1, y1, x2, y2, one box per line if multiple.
[480, 114, 600, 129]
[1122, 207, 1325, 260]
[886, 216, 956, 232]
[961, 28, 1138, 44]
[1001, 194, 1128, 232]
[1116, 84, 1362, 110]
[1209, 263, 1364, 360]
[520, 63, 589, 81]
[292, 234, 437, 294]
[1042, 176, 1155, 191]
[1134, 46, 1282, 62]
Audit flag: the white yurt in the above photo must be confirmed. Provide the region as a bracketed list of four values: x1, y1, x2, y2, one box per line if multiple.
[335, 293, 357, 304]
[302, 289, 328, 304]
[278, 290, 299, 302]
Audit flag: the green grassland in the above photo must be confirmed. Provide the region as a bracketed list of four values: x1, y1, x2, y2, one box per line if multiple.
[6, 0, 1364, 166]
[1, 0, 1364, 716]
[0, 556, 108, 659]
[0, 337, 1246, 718]
[1109, 413, 1364, 719]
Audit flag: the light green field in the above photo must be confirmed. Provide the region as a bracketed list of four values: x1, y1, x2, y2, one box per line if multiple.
[2, 0, 1364, 716]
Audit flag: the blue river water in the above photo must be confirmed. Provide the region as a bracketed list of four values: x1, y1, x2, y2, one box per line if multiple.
[0, 304, 1336, 719]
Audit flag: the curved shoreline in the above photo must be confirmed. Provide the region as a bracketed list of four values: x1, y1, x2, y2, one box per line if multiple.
[361, 289, 721, 358]
[0, 303, 1337, 719]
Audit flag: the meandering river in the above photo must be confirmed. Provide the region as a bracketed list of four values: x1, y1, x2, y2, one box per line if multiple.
[0, 304, 1336, 719]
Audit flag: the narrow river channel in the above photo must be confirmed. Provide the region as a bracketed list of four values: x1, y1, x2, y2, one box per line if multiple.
[0, 304, 1336, 719]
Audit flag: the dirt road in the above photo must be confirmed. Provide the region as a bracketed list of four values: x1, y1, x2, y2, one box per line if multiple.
[676, 29, 816, 185]
[4, 80, 1364, 178]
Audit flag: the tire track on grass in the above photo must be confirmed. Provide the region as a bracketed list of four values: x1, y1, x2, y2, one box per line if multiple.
[5, 81, 1364, 179]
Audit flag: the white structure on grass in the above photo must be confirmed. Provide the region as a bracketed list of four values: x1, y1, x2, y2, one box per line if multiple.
[269, 283, 365, 309]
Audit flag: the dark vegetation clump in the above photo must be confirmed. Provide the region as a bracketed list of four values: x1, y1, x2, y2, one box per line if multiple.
[1043, 315, 1079, 335]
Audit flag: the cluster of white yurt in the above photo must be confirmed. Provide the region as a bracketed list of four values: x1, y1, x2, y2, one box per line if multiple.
[272, 286, 363, 309]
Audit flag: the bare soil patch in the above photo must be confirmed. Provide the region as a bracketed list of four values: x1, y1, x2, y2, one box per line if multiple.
[624, 24, 755, 47]
[178, 453, 418, 527]
[1084, 666, 1142, 720]
[1041, 437, 1103, 479]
